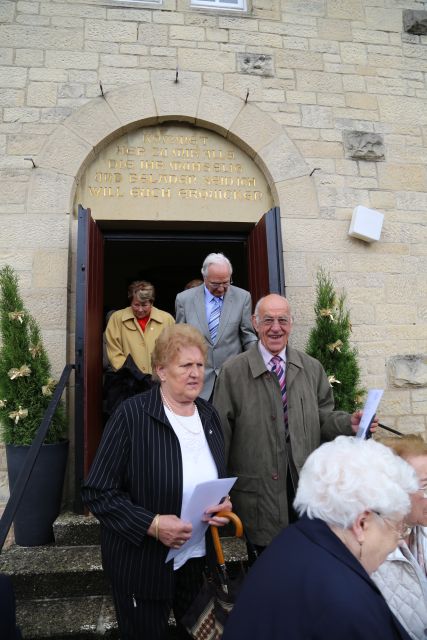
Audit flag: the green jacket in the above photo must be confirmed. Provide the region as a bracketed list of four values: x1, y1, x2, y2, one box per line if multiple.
[213, 344, 352, 546]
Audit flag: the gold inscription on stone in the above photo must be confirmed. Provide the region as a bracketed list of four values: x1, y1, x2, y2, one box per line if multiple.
[178, 189, 263, 201]
[82, 126, 268, 212]
[130, 188, 171, 199]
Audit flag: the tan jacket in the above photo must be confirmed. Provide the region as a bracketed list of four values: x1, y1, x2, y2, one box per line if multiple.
[105, 306, 175, 374]
[213, 344, 352, 546]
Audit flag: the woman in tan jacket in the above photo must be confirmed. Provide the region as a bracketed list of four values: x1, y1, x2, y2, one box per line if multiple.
[105, 280, 174, 374]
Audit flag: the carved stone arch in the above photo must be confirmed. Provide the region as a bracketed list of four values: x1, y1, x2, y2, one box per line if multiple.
[26, 71, 316, 217]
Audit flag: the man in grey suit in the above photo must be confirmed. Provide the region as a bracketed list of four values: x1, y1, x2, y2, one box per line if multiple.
[175, 253, 257, 400]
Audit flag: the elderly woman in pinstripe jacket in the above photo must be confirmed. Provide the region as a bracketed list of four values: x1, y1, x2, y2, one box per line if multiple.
[82, 324, 231, 640]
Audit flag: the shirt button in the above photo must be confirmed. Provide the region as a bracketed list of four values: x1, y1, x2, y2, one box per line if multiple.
[272, 473, 279, 480]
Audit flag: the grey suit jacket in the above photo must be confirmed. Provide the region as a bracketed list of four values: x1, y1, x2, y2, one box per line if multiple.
[175, 284, 257, 399]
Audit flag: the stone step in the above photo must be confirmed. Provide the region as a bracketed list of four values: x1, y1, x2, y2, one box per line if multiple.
[53, 513, 100, 547]
[53, 512, 248, 562]
[0, 544, 109, 600]
[16, 595, 185, 640]
[16, 595, 119, 640]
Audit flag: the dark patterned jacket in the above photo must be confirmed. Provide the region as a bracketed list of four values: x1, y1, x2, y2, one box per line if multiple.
[81, 385, 226, 599]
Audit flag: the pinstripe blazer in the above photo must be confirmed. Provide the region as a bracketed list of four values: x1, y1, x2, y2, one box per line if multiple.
[81, 384, 226, 599]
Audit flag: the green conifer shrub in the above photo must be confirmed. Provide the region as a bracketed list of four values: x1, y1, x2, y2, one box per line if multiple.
[0, 266, 66, 445]
[306, 268, 365, 413]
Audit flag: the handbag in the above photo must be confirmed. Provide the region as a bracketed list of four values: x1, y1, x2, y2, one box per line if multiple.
[180, 511, 246, 640]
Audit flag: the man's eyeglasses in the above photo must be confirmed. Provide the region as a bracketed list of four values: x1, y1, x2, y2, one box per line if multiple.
[258, 316, 292, 327]
[207, 280, 232, 289]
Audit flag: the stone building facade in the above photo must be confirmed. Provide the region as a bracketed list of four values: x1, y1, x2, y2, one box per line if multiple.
[1, 0, 427, 508]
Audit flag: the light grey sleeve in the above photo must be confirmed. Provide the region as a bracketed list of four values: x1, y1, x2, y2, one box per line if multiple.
[240, 290, 257, 350]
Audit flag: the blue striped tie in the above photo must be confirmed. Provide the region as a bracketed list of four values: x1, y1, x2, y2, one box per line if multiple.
[208, 297, 222, 343]
[270, 356, 288, 434]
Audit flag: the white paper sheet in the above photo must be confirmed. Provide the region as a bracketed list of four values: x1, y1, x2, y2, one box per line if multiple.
[355, 389, 384, 439]
[166, 476, 237, 563]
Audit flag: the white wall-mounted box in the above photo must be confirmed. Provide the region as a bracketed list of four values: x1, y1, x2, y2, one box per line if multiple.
[348, 205, 384, 243]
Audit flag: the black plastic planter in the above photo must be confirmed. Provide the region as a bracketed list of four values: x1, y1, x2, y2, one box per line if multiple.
[6, 440, 69, 546]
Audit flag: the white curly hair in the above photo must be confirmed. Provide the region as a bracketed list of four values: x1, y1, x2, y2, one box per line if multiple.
[294, 436, 418, 528]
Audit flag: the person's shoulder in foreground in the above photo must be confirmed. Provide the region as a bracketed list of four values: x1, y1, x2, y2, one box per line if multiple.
[0, 574, 22, 640]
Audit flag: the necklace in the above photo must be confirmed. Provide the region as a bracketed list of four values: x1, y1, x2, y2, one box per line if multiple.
[160, 389, 202, 435]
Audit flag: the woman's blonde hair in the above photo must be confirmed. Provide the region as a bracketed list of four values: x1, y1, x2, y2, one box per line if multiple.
[378, 434, 427, 461]
[151, 324, 208, 381]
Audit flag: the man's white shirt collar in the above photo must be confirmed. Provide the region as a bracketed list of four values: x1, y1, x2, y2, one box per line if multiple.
[258, 341, 287, 369]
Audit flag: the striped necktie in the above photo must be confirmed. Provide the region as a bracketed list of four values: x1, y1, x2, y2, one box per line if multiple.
[270, 355, 288, 434]
[208, 297, 222, 343]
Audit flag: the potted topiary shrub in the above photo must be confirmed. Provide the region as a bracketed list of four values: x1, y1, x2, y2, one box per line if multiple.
[306, 268, 365, 413]
[0, 266, 68, 546]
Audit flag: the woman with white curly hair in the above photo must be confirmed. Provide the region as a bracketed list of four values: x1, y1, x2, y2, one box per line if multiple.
[223, 436, 417, 640]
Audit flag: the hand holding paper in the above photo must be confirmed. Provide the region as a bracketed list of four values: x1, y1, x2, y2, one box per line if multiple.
[355, 389, 383, 440]
[166, 477, 236, 563]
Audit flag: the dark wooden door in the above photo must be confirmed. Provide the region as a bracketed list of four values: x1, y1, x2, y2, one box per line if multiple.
[247, 207, 285, 306]
[74, 206, 104, 512]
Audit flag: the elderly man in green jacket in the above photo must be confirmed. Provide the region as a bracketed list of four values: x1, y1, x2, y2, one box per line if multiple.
[213, 293, 371, 557]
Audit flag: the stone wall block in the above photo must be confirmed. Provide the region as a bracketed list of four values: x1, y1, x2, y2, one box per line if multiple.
[326, 0, 364, 21]
[0, 249, 34, 272]
[0, 214, 69, 249]
[227, 103, 283, 158]
[26, 287, 68, 329]
[0, 66, 27, 89]
[377, 163, 426, 191]
[178, 49, 236, 73]
[301, 105, 333, 129]
[0, 173, 28, 205]
[105, 83, 158, 129]
[395, 415, 426, 434]
[196, 85, 243, 137]
[36, 125, 94, 177]
[45, 51, 99, 70]
[0, 25, 84, 50]
[375, 304, 417, 326]
[0, 1, 14, 23]
[138, 23, 168, 47]
[318, 18, 352, 41]
[388, 355, 427, 388]
[64, 97, 123, 149]
[283, 219, 351, 252]
[7, 133, 46, 156]
[85, 20, 137, 44]
[256, 133, 309, 184]
[151, 70, 202, 122]
[403, 10, 427, 35]
[365, 7, 403, 33]
[27, 82, 58, 108]
[296, 69, 343, 93]
[276, 49, 324, 71]
[385, 274, 427, 305]
[237, 53, 274, 77]
[0, 88, 25, 108]
[41, 329, 67, 378]
[98, 67, 150, 88]
[275, 175, 319, 218]
[32, 250, 69, 288]
[378, 95, 427, 125]
[27, 170, 76, 214]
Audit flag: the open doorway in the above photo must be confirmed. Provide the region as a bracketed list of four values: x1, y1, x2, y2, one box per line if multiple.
[75, 208, 284, 511]
[102, 224, 252, 320]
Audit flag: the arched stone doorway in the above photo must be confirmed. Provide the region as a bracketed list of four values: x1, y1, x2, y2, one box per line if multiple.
[25, 74, 317, 506]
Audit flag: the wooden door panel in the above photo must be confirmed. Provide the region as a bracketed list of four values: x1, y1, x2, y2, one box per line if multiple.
[75, 206, 104, 511]
[247, 207, 285, 307]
